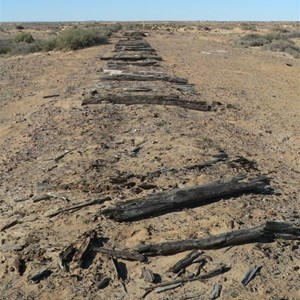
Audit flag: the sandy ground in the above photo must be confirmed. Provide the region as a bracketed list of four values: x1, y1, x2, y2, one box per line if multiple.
[0, 24, 300, 300]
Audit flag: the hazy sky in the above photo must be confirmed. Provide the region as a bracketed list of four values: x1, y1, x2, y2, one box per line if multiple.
[0, 0, 299, 22]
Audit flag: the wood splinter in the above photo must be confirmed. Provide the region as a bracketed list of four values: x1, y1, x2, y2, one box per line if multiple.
[143, 265, 230, 292]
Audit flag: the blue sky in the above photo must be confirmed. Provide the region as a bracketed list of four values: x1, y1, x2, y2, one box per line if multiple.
[0, 0, 299, 22]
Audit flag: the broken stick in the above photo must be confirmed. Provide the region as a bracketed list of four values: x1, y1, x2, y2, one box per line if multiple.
[143, 265, 230, 292]
[47, 196, 111, 218]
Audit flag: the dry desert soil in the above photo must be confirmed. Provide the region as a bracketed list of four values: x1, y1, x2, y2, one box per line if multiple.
[0, 22, 300, 300]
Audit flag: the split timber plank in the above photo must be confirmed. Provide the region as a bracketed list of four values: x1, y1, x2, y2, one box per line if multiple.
[100, 54, 163, 61]
[107, 60, 160, 67]
[135, 221, 300, 256]
[102, 70, 188, 84]
[95, 81, 196, 96]
[116, 40, 150, 46]
[102, 176, 270, 222]
[82, 93, 211, 112]
[115, 47, 156, 52]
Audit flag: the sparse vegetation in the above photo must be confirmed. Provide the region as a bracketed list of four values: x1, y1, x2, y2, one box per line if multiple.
[16, 25, 24, 30]
[10, 41, 43, 55]
[0, 40, 12, 55]
[238, 33, 269, 47]
[264, 39, 300, 58]
[237, 29, 300, 58]
[1, 25, 119, 56]
[197, 24, 211, 31]
[14, 32, 34, 43]
[240, 22, 257, 31]
[53, 27, 110, 50]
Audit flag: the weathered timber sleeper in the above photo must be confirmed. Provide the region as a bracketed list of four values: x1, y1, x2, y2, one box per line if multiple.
[102, 176, 270, 222]
[135, 221, 300, 255]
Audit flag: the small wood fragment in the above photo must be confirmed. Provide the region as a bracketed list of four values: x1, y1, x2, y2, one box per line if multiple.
[111, 257, 128, 281]
[33, 193, 68, 203]
[93, 247, 145, 262]
[210, 283, 222, 299]
[143, 265, 230, 292]
[59, 245, 77, 272]
[29, 269, 52, 283]
[154, 282, 182, 293]
[241, 265, 261, 286]
[43, 94, 60, 99]
[111, 258, 128, 293]
[142, 267, 156, 283]
[32, 194, 51, 202]
[73, 232, 95, 268]
[168, 250, 203, 273]
[97, 276, 110, 289]
[181, 293, 203, 299]
[54, 148, 76, 162]
[1, 219, 19, 232]
[13, 256, 26, 276]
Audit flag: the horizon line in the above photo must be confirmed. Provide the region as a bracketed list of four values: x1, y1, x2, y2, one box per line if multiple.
[1, 20, 299, 23]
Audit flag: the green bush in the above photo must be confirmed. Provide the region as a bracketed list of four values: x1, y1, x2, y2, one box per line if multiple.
[41, 37, 58, 51]
[54, 27, 109, 50]
[16, 25, 24, 30]
[3, 25, 118, 56]
[15, 32, 34, 43]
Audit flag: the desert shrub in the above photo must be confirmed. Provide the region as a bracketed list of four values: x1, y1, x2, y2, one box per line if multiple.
[264, 40, 300, 58]
[238, 34, 270, 47]
[284, 30, 300, 39]
[237, 29, 300, 58]
[16, 25, 24, 30]
[272, 26, 290, 33]
[14, 32, 34, 43]
[41, 37, 58, 51]
[0, 39, 14, 55]
[0, 48, 10, 55]
[197, 24, 211, 31]
[105, 23, 122, 32]
[0, 41, 12, 54]
[265, 31, 287, 41]
[240, 22, 257, 31]
[10, 41, 43, 55]
[54, 27, 109, 50]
